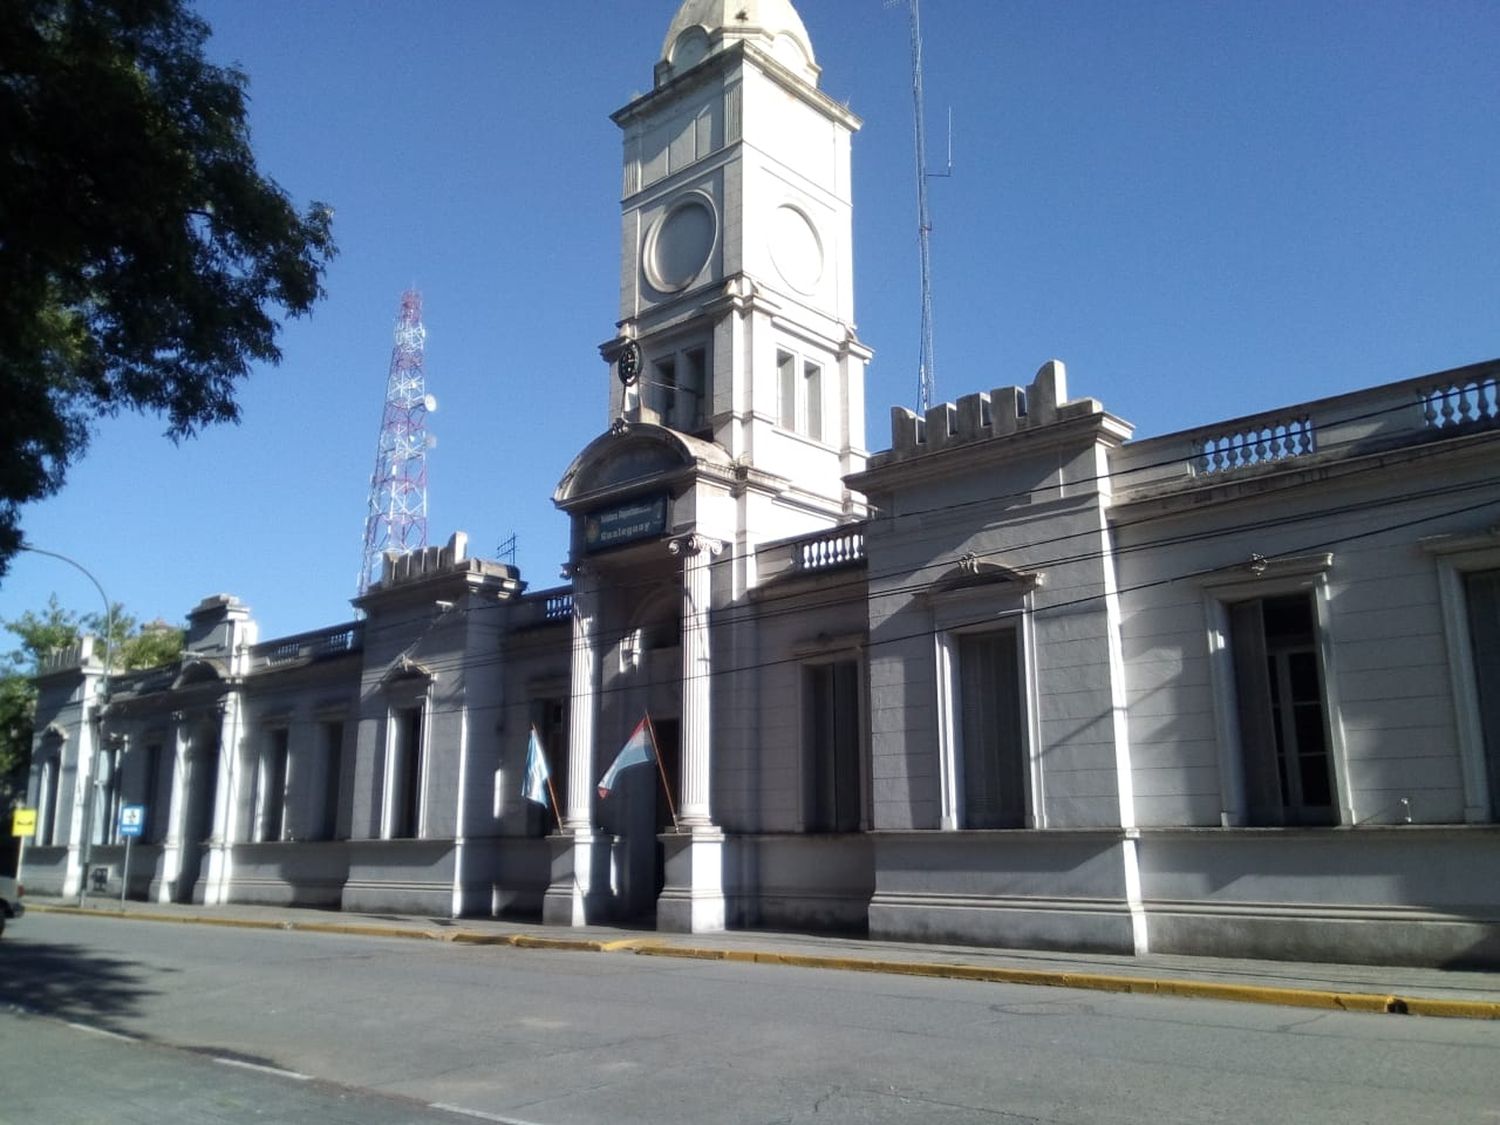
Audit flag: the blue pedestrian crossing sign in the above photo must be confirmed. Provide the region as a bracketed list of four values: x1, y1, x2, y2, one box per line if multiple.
[119, 805, 146, 838]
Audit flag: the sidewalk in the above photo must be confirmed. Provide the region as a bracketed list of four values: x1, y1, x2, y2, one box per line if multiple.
[27, 895, 1500, 1021]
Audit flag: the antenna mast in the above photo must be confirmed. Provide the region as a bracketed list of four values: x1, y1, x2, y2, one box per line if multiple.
[905, 0, 947, 414]
[358, 289, 437, 596]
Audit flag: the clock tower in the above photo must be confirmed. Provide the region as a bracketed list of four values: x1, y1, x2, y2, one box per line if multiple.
[603, 0, 870, 529]
[548, 0, 871, 933]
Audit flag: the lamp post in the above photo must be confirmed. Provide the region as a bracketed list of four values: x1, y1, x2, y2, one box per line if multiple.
[18, 544, 114, 906]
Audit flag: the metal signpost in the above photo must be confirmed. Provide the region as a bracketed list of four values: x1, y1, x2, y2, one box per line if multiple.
[118, 804, 145, 907]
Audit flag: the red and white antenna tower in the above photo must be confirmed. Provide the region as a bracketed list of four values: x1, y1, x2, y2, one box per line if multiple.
[358, 289, 437, 596]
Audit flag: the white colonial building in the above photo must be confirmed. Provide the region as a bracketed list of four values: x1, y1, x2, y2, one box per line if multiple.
[24, 0, 1500, 968]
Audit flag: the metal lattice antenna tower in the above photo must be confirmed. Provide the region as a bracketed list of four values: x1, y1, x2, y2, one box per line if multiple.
[358, 289, 437, 596]
[903, 0, 950, 414]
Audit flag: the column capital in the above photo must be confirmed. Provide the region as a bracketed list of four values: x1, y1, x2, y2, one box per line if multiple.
[668, 533, 725, 560]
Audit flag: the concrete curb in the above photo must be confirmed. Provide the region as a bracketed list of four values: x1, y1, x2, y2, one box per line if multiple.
[627, 945, 1500, 1020]
[30, 904, 1500, 1020]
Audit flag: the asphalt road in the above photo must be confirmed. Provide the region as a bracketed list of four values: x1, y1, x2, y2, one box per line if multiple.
[3, 912, 1499, 1124]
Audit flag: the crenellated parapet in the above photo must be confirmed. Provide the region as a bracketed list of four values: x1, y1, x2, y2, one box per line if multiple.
[33, 636, 103, 679]
[869, 360, 1125, 470]
[367, 530, 524, 598]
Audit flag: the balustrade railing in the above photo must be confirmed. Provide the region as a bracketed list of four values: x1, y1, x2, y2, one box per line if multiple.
[1112, 359, 1500, 491]
[250, 623, 361, 671]
[757, 525, 867, 584]
[796, 528, 866, 572]
[1197, 416, 1315, 474]
[1420, 371, 1500, 430]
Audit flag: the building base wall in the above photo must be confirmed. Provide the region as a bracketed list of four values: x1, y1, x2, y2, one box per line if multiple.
[17, 846, 71, 897]
[339, 839, 456, 916]
[725, 833, 874, 933]
[484, 836, 551, 919]
[868, 831, 1141, 954]
[1139, 827, 1500, 969]
[228, 841, 350, 908]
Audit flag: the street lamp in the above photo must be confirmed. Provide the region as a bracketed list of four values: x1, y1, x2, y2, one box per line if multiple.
[18, 544, 114, 906]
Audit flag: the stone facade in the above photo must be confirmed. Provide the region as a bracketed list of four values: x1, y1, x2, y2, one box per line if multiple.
[23, 1, 1500, 968]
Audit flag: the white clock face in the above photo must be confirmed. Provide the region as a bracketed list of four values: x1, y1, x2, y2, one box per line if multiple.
[646, 196, 717, 293]
[769, 204, 823, 295]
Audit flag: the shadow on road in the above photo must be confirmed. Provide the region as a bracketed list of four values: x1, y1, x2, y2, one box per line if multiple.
[0, 937, 163, 1027]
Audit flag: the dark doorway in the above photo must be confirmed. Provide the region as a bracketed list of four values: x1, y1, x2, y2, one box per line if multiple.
[175, 743, 219, 903]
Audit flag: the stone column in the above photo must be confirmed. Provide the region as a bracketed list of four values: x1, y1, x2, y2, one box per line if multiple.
[544, 565, 607, 926]
[201, 694, 240, 905]
[659, 533, 727, 933]
[669, 533, 723, 828]
[158, 714, 189, 903]
[563, 569, 598, 831]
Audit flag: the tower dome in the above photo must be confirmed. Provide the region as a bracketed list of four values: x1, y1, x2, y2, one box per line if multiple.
[658, 0, 819, 87]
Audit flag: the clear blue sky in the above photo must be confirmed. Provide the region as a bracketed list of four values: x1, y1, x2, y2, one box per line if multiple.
[3, 0, 1497, 642]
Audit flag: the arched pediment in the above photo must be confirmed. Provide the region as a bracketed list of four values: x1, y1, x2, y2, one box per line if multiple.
[554, 422, 730, 506]
[925, 554, 1041, 599]
[382, 656, 434, 686]
[171, 656, 227, 689]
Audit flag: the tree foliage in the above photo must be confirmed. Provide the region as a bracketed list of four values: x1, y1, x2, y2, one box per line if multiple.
[0, 594, 185, 799]
[0, 0, 336, 575]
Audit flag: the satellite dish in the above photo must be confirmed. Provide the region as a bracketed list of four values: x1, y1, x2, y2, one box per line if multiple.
[423, 393, 438, 412]
[425, 434, 438, 449]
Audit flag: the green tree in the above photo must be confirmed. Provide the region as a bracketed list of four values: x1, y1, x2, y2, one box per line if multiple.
[0, 595, 184, 800]
[0, 0, 336, 576]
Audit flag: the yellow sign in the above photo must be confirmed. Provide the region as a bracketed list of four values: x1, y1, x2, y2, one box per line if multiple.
[11, 808, 37, 838]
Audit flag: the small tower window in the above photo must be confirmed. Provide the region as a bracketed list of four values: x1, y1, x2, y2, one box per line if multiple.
[778, 351, 797, 430]
[777, 346, 828, 443]
[804, 361, 823, 442]
[649, 342, 710, 434]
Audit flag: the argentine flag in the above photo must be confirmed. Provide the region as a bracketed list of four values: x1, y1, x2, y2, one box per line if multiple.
[523, 727, 551, 808]
[597, 717, 657, 798]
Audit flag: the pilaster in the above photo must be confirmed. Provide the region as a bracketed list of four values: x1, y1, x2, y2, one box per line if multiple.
[669, 533, 723, 827]
[562, 566, 599, 831]
[201, 695, 240, 905]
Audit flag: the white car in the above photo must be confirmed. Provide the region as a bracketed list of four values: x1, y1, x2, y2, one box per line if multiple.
[0, 875, 22, 937]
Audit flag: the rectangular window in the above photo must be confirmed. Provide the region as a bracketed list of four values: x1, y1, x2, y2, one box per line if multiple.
[95, 747, 122, 846]
[388, 704, 425, 839]
[682, 347, 707, 433]
[655, 356, 678, 428]
[804, 361, 823, 443]
[778, 350, 797, 430]
[804, 660, 862, 833]
[145, 743, 167, 844]
[1229, 593, 1335, 826]
[258, 729, 290, 842]
[956, 629, 1028, 828]
[1463, 569, 1500, 816]
[647, 344, 709, 434]
[316, 721, 344, 841]
[37, 754, 59, 847]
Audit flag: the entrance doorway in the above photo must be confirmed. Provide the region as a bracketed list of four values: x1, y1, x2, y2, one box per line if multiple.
[175, 742, 218, 903]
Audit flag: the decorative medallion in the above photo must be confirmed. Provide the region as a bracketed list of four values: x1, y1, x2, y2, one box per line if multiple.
[646, 195, 717, 293]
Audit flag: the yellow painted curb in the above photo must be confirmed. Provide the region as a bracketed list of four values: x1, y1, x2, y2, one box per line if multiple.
[288, 921, 441, 942]
[627, 944, 1500, 1020]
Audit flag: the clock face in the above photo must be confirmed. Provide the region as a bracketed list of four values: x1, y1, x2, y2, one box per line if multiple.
[617, 342, 641, 386]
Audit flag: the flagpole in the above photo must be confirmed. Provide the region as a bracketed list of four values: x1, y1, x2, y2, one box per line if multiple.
[530, 725, 564, 832]
[544, 773, 563, 832]
[645, 713, 679, 833]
